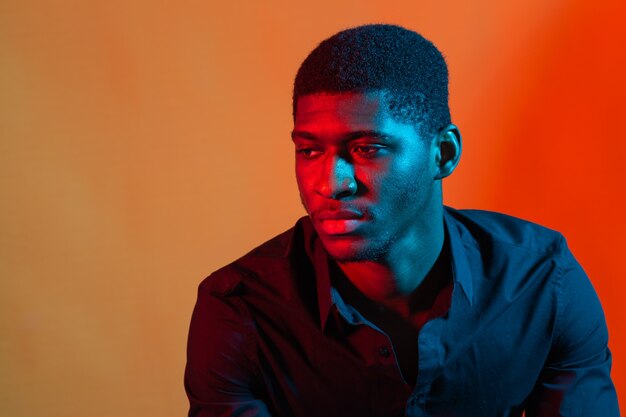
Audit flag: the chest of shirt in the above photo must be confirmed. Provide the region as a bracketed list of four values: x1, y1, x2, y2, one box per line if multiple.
[245, 278, 557, 417]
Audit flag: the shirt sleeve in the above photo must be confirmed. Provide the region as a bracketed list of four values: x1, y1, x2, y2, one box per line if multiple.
[185, 275, 272, 417]
[524, 239, 620, 416]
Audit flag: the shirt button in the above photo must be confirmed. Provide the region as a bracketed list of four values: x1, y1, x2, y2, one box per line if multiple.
[378, 346, 390, 358]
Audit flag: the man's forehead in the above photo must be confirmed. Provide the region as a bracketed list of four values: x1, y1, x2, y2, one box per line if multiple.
[293, 91, 423, 143]
[294, 91, 387, 127]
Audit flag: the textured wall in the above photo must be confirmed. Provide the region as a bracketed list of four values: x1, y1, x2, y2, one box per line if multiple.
[1, 0, 624, 415]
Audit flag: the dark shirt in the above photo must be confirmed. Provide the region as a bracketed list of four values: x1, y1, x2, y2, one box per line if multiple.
[185, 207, 619, 417]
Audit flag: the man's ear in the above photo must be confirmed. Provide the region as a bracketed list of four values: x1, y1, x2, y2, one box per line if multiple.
[434, 124, 462, 180]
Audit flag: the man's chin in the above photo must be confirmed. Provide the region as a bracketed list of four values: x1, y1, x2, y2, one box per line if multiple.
[319, 237, 384, 263]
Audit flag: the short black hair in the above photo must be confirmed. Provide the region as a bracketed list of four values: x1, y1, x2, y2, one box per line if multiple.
[293, 24, 451, 136]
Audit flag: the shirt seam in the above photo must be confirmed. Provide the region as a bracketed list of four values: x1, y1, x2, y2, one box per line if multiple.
[229, 294, 266, 390]
[464, 237, 563, 256]
[552, 235, 567, 350]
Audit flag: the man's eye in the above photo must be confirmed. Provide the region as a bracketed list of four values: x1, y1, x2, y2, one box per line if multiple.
[296, 148, 322, 158]
[352, 145, 383, 156]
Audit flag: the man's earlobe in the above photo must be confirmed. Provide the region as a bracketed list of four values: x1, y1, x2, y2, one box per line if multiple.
[435, 124, 462, 180]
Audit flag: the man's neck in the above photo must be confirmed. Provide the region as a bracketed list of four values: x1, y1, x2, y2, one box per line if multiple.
[335, 215, 445, 317]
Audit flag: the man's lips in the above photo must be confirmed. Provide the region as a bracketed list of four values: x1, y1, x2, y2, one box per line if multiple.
[315, 209, 364, 221]
[313, 209, 367, 235]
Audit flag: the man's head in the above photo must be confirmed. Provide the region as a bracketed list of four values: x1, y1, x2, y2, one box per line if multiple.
[292, 25, 461, 263]
[293, 24, 451, 137]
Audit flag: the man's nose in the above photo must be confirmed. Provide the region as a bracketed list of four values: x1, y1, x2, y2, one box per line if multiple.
[316, 154, 357, 199]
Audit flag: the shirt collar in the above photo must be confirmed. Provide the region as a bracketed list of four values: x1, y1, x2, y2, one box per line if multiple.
[282, 216, 334, 328]
[443, 206, 474, 306]
[291, 208, 475, 330]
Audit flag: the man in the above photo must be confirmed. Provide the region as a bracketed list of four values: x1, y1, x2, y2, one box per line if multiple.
[185, 24, 619, 416]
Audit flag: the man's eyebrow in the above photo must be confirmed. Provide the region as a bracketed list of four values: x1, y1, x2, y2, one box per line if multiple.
[344, 130, 391, 141]
[291, 130, 391, 141]
[291, 130, 317, 141]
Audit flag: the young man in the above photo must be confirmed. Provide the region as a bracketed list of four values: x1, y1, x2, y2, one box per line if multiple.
[185, 24, 619, 416]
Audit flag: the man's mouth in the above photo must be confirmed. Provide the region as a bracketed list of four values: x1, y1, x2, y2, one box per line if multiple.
[314, 209, 367, 235]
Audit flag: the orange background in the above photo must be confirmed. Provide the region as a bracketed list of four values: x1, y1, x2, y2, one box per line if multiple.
[1, 0, 624, 415]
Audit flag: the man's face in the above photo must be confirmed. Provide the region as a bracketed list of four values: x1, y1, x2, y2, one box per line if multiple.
[292, 91, 441, 262]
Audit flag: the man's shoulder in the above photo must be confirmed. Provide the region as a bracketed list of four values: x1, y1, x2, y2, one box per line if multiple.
[199, 216, 313, 297]
[445, 206, 566, 255]
[445, 207, 577, 314]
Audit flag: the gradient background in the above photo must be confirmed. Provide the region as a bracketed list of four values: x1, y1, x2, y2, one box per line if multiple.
[1, 0, 624, 415]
